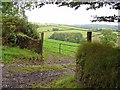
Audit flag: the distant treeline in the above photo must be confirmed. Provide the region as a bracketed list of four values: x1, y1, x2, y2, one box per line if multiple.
[49, 32, 85, 43]
[71, 24, 118, 31]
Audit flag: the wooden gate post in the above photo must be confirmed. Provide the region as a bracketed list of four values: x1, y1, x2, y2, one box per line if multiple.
[40, 32, 44, 59]
[59, 43, 61, 54]
[87, 32, 92, 42]
[118, 32, 120, 47]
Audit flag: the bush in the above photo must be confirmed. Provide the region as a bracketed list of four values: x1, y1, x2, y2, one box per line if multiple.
[49, 32, 85, 43]
[8, 32, 17, 46]
[2, 15, 40, 46]
[24, 22, 39, 39]
[2, 15, 39, 37]
[76, 42, 120, 88]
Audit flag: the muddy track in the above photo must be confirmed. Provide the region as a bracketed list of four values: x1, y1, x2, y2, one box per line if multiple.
[2, 53, 76, 88]
[2, 70, 74, 88]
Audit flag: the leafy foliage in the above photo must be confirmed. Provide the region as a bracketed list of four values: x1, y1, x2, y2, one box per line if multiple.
[1, 2, 28, 17]
[1, 2, 40, 46]
[2, 14, 39, 46]
[8, 32, 17, 46]
[49, 32, 85, 43]
[76, 42, 120, 88]
[25, 23, 39, 39]
[2, 15, 27, 34]
[100, 30, 117, 47]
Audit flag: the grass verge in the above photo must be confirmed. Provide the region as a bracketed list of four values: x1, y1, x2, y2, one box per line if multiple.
[2, 46, 38, 64]
[50, 74, 76, 88]
[9, 65, 68, 73]
[32, 74, 76, 88]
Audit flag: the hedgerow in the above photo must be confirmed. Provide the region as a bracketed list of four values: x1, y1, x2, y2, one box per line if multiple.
[49, 32, 85, 43]
[76, 42, 120, 88]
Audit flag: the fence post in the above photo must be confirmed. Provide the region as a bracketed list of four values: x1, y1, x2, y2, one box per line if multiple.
[118, 32, 120, 47]
[40, 32, 44, 59]
[87, 32, 92, 42]
[59, 43, 61, 54]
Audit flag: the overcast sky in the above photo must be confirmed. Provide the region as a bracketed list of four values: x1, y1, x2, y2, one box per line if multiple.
[25, 4, 118, 25]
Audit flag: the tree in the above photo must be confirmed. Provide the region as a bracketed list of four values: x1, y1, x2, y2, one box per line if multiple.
[1, 2, 28, 34]
[100, 30, 117, 46]
[1, 1, 40, 45]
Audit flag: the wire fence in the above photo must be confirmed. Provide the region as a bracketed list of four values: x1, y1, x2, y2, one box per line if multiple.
[43, 33, 101, 56]
[43, 31, 119, 56]
[43, 40, 79, 56]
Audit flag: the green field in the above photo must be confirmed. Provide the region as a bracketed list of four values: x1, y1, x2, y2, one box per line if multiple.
[44, 39, 80, 56]
[38, 24, 118, 56]
[37, 24, 101, 40]
[38, 24, 101, 56]
[37, 24, 88, 33]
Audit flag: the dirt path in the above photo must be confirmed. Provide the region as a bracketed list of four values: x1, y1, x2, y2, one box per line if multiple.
[2, 53, 76, 88]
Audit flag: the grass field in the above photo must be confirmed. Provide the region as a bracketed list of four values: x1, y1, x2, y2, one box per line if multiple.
[37, 24, 88, 33]
[37, 24, 101, 40]
[38, 24, 118, 56]
[44, 39, 80, 56]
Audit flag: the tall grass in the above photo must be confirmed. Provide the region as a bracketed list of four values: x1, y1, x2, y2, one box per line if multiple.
[49, 74, 76, 88]
[2, 46, 38, 64]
